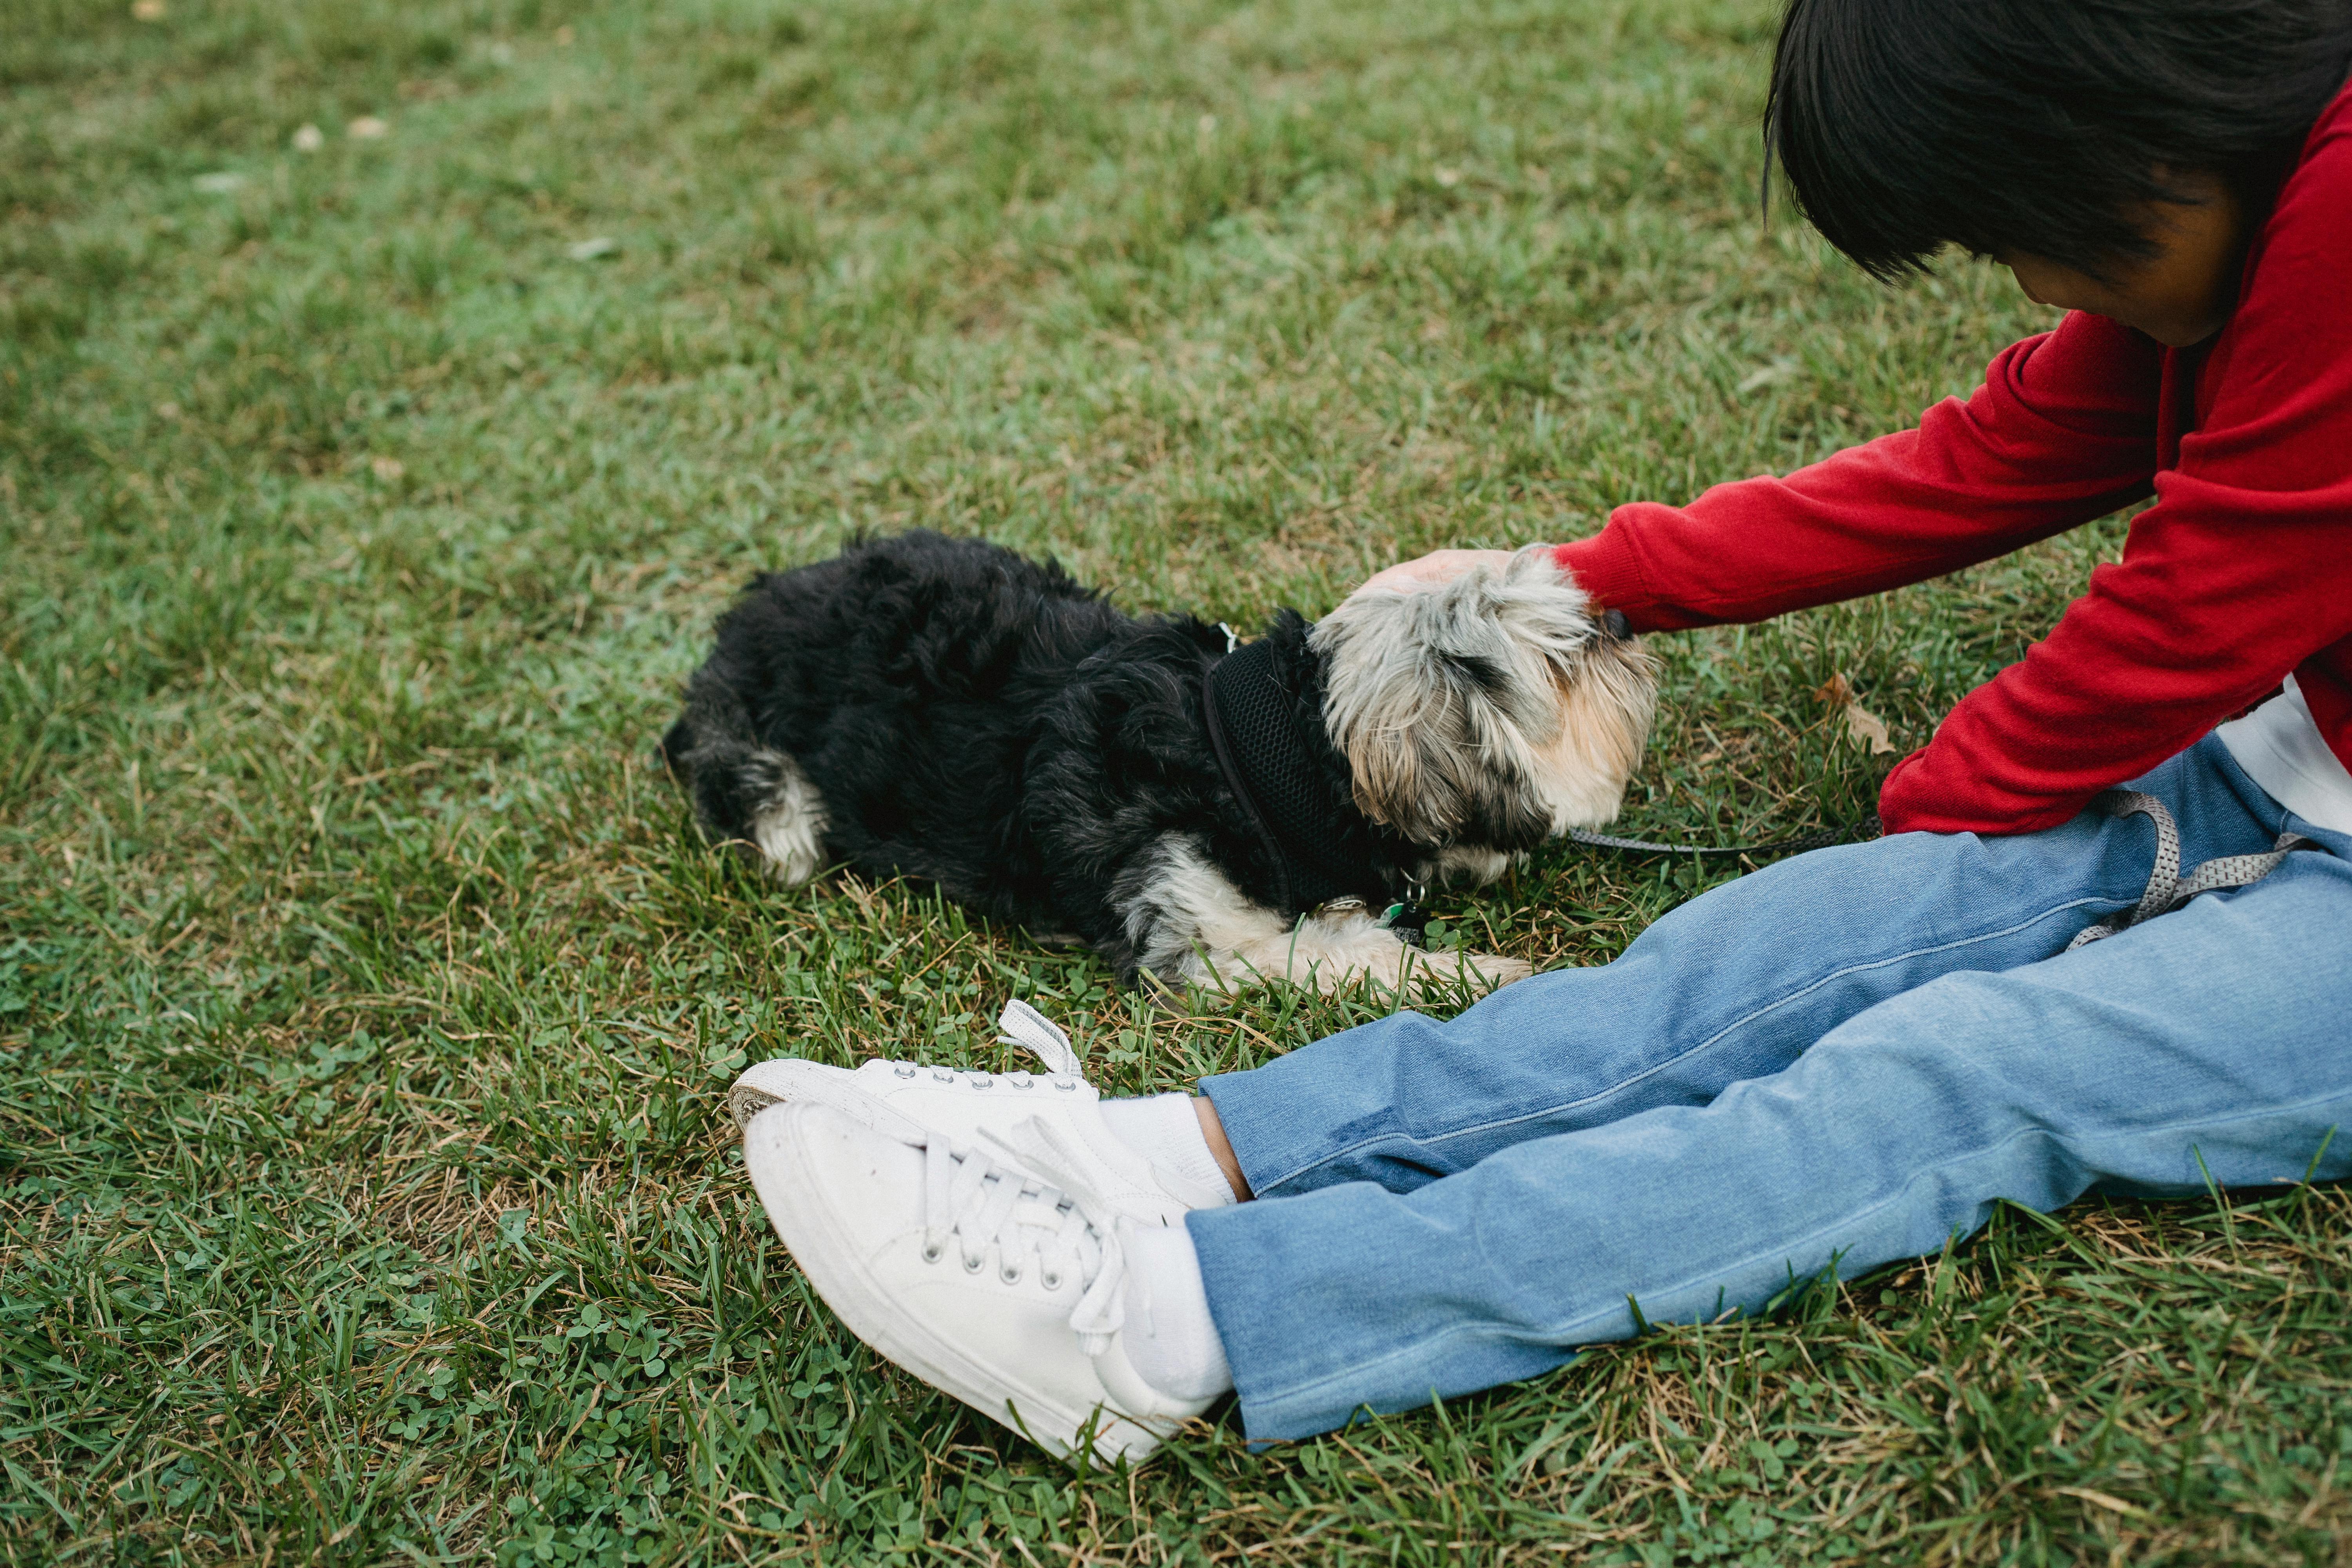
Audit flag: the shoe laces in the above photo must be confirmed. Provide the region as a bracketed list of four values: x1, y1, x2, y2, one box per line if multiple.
[993, 999, 1085, 1076]
[920, 1133, 1129, 1355]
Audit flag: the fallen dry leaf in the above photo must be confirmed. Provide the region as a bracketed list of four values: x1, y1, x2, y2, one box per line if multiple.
[1818, 673, 1898, 755]
[1825, 668, 1900, 752]
[370, 456, 405, 481]
[131, 0, 166, 20]
[292, 123, 325, 152]
[1844, 701, 1896, 755]
[347, 116, 390, 140]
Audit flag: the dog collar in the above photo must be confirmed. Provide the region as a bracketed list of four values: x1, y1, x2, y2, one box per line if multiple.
[1201, 639, 1412, 922]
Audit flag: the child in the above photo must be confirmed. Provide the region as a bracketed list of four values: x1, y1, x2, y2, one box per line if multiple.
[733, 0, 2352, 1461]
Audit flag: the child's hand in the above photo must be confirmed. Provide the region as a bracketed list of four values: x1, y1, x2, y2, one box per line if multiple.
[1360, 549, 1521, 593]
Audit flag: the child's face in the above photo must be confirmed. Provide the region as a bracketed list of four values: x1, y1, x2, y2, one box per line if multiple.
[2000, 175, 2248, 348]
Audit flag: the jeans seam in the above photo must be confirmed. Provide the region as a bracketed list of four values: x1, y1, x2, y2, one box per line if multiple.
[1243, 1078, 2352, 1419]
[1251, 894, 2119, 1198]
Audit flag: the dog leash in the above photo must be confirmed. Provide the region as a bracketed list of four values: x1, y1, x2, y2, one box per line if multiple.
[1569, 790, 2315, 935]
[2065, 789, 2317, 948]
[1564, 816, 1882, 861]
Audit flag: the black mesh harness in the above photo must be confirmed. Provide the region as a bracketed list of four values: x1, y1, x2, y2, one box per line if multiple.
[1201, 639, 1417, 927]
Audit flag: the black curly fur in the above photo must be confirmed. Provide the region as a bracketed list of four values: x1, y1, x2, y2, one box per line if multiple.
[661, 531, 1423, 985]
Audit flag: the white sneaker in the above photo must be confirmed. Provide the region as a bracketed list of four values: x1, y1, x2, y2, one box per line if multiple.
[746, 1100, 1216, 1465]
[729, 1000, 1230, 1225]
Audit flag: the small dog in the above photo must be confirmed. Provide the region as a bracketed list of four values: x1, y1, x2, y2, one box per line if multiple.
[662, 532, 1654, 997]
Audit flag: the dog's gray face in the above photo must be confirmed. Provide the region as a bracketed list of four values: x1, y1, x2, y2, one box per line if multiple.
[1310, 545, 1657, 875]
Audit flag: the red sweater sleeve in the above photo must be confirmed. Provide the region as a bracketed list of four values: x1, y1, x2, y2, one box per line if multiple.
[1556, 101, 2352, 837]
[1554, 309, 2164, 633]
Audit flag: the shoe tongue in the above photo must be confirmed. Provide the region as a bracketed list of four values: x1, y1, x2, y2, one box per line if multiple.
[995, 999, 1083, 1076]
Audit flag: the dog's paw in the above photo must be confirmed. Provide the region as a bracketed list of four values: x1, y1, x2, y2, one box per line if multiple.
[1142, 967, 1243, 1009]
[1417, 949, 1533, 996]
[1466, 951, 1535, 989]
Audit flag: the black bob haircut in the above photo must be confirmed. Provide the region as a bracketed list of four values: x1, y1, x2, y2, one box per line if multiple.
[1765, 0, 2352, 280]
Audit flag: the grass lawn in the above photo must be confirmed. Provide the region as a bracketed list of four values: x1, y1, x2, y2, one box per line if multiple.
[5, 0, 2350, 1560]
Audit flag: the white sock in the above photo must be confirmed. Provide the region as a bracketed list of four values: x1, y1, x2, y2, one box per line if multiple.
[1120, 1222, 1233, 1401]
[1098, 1093, 1234, 1207]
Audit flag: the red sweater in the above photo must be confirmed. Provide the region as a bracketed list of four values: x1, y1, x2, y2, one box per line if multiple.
[1555, 80, 2352, 837]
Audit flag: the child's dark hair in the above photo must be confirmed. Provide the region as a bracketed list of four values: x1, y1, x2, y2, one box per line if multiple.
[1765, 0, 2352, 279]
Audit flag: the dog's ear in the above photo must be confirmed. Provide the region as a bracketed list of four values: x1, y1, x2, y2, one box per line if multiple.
[1312, 547, 1655, 845]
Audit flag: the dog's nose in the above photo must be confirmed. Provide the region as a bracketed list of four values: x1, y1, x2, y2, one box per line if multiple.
[1601, 608, 1632, 642]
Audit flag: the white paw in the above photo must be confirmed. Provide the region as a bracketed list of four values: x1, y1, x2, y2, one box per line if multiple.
[1405, 948, 1533, 998]
[1461, 951, 1535, 989]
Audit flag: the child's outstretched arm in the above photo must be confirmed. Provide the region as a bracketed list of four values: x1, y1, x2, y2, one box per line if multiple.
[1557, 308, 2164, 636]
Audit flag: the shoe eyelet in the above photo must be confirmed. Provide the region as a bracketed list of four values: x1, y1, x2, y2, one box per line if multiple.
[969, 1074, 992, 1089]
[1009, 1072, 1033, 1089]
[963, 1253, 986, 1274]
[1041, 1270, 1062, 1290]
[1000, 1263, 1022, 1284]
[921, 1243, 944, 1264]
[894, 1065, 918, 1079]
[1053, 1080, 1077, 1092]
[932, 1069, 955, 1083]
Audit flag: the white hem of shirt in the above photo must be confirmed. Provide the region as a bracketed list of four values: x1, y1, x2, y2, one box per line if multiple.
[2214, 674, 2352, 837]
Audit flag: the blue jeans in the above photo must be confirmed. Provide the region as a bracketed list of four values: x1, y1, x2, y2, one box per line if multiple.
[1189, 735, 2352, 1443]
